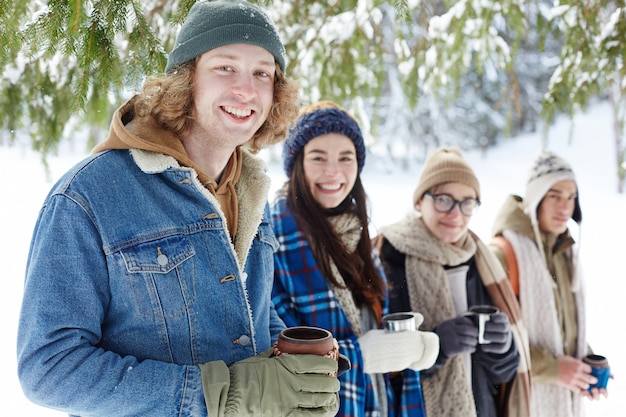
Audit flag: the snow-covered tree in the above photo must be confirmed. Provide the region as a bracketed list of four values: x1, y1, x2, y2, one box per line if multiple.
[1, 0, 625, 190]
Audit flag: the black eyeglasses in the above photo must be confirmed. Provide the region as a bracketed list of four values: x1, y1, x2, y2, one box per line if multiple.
[424, 193, 480, 216]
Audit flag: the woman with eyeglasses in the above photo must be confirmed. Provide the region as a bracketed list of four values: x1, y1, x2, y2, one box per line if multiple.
[375, 147, 532, 417]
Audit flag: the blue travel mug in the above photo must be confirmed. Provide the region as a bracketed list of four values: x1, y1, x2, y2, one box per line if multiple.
[583, 354, 610, 392]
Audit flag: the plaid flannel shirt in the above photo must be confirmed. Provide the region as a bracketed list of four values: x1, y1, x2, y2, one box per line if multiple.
[271, 196, 426, 417]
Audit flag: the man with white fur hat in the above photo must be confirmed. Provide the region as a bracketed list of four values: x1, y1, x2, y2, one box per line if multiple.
[491, 149, 609, 417]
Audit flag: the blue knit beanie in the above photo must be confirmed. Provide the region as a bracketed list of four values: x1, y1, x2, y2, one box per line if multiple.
[282, 103, 366, 177]
[166, 0, 286, 73]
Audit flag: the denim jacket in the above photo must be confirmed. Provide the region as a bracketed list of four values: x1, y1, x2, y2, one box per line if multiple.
[17, 148, 284, 416]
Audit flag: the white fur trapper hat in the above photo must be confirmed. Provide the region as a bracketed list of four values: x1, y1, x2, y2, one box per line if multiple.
[523, 149, 582, 225]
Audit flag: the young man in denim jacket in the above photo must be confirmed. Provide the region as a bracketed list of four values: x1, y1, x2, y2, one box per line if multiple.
[17, 1, 341, 416]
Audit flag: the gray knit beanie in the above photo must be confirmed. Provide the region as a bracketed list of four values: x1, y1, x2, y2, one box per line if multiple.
[523, 149, 581, 224]
[165, 0, 286, 73]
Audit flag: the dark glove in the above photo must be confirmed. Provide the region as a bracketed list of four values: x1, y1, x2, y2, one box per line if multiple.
[199, 348, 340, 417]
[337, 352, 351, 376]
[480, 312, 513, 354]
[434, 316, 478, 358]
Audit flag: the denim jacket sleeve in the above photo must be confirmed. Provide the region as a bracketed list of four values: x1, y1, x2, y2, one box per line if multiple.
[269, 302, 286, 343]
[17, 191, 209, 416]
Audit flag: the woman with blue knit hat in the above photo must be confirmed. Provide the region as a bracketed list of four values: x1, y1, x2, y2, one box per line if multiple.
[272, 101, 440, 417]
[491, 149, 611, 417]
[18, 1, 342, 416]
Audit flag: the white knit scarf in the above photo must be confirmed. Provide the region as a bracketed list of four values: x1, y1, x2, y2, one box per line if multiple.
[502, 229, 586, 417]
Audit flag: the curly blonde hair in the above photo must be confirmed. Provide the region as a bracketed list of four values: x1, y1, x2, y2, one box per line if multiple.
[135, 59, 300, 152]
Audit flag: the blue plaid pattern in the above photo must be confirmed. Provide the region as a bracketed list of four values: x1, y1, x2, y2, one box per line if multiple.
[271, 196, 426, 417]
[396, 370, 426, 417]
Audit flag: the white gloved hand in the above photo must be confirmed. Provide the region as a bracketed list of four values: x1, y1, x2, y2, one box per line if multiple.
[407, 312, 439, 370]
[358, 314, 439, 374]
[412, 331, 439, 371]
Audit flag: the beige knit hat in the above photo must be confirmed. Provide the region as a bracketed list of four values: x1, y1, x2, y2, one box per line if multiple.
[413, 147, 480, 206]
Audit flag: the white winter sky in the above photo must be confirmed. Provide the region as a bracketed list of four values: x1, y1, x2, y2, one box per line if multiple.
[1, 101, 624, 416]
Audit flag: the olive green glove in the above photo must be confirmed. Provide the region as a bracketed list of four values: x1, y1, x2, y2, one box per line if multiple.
[199, 348, 340, 417]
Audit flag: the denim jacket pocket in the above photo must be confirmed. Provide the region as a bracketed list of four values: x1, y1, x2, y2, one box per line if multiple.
[257, 220, 279, 252]
[120, 234, 197, 318]
[247, 220, 279, 300]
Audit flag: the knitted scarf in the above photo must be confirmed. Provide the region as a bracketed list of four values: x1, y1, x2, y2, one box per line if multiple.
[327, 213, 388, 415]
[380, 212, 531, 417]
[327, 213, 365, 337]
[502, 229, 586, 417]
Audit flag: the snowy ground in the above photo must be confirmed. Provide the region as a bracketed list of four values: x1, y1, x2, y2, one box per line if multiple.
[2, 101, 623, 416]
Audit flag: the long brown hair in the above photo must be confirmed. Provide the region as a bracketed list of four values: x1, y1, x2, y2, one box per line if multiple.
[134, 59, 300, 151]
[284, 152, 386, 307]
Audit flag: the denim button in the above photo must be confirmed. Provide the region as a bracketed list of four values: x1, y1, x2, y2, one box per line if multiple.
[238, 335, 250, 346]
[157, 254, 168, 266]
